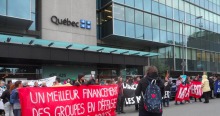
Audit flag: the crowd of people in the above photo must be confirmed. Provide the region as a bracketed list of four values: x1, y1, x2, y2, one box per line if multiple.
[0, 67, 220, 116]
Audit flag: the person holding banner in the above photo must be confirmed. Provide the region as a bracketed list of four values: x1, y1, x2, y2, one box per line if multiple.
[175, 77, 184, 105]
[117, 76, 125, 114]
[193, 76, 202, 102]
[214, 76, 220, 98]
[202, 75, 211, 103]
[10, 81, 23, 116]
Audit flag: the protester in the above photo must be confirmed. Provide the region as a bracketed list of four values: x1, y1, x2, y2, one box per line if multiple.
[208, 76, 215, 99]
[185, 76, 192, 103]
[194, 76, 202, 102]
[64, 78, 72, 85]
[74, 74, 86, 86]
[10, 81, 23, 116]
[41, 82, 47, 87]
[1, 84, 14, 116]
[175, 76, 184, 105]
[116, 76, 125, 114]
[33, 82, 39, 87]
[95, 79, 100, 85]
[53, 77, 63, 87]
[215, 76, 220, 98]
[22, 82, 29, 87]
[134, 76, 141, 111]
[202, 74, 211, 103]
[135, 66, 163, 116]
[163, 72, 172, 107]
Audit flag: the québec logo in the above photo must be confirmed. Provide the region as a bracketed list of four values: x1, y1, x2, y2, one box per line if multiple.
[80, 20, 91, 30]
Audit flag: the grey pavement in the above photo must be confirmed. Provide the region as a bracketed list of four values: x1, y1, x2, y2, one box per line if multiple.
[119, 98, 220, 116]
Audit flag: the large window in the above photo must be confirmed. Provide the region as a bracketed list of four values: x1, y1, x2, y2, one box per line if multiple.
[135, 0, 143, 10]
[114, 0, 124, 4]
[166, 6, 173, 19]
[135, 10, 143, 25]
[152, 15, 159, 29]
[126, 22, 135, 38]
[144, 0, 151, 12]
[144, 26, 152, 40]
[152, 1, 159, 14]
[153, 28, 160, 42]
[0, 0, 31, 19]
[160, 30, 167, 43]
[113, 4, 124, 20]
[125, 7, 134, 23]
[125, 0, 134, 7]
[160, 17, 166, 31]
[8, 0, 31, 19]
[136, 25, 144, 39]
[144, 13, 151, 27]
[29, 0, 36, 30]
[114, 19, 125, 36]
[159, 3, 166, 17]
[0, 0, 6, 15]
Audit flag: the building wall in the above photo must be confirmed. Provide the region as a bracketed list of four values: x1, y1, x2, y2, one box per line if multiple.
[41, 0, 97, 45]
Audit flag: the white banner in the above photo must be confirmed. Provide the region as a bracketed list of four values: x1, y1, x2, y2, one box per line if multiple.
[11, 76, 56, 87]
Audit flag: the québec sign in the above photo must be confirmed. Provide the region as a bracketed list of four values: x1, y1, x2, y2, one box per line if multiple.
[51, 16, 91, 29]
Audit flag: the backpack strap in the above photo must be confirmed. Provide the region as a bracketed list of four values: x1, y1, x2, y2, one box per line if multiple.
[151, 79, 157, 85]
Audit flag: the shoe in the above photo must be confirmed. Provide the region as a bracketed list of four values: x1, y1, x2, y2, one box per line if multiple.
[203, 102, 209, 103]
[117, 112, 121, 114]
[175, 103, 179, 105]
[180, 102, 184, 105]
[121, 111, 125, 114]
[200, 100, 202, 102]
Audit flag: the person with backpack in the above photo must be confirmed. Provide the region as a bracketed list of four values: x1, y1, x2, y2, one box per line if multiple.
[1, 84, 14, 116]
[10, 81, 23, 116]
[135, 66, 164, 116]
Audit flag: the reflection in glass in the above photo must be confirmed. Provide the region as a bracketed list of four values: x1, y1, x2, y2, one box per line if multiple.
[114, 0, 124, 4]
[159, 4, 166, 17]
[144, 0, 151, 12]
[166, 6, 173, 19]
[160, 17, 166, 31]
[0, 0, 6, 15]
[144, 13, 151, 27]
[135, 10, 143, 25]
[8, 0, 31, 19]
[125, 7, 134, 23]
[153, 28, 160, 42]
[113, 4, 124, 20]
[152, 15, 159, 29]
[114, 19, 125, 36]
[160, 30, 167, 43]
[136, 25, 144, 39]
[125, 0, 134, 7]
[135, 0, 143, 10]
[144, 26, 152, 41]
[152, 1, 159, 14]
[167, 32, 173, 44]
[126, 22, 135, 38]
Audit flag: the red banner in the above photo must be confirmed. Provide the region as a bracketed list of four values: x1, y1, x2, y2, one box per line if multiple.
[175, 82, 203, 101]
[18, 85, 118, 116]
[175, 84, 189, 102]
[190, 81, 203, 98]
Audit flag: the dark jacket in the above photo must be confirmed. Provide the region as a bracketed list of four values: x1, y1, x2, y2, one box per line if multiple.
[164, 80, 172, 91]
[0, 89, 10, 104]
[135, 76, 164, 114]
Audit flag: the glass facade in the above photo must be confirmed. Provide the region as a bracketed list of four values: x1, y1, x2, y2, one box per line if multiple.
[0, 0, 36, 30]
[98, 0, 220, 73]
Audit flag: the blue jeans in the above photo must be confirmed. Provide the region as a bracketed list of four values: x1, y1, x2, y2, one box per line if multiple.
[13, 109, 21, 116]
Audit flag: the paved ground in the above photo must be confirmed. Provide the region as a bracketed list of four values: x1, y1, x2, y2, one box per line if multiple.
[119, 98, 220, 116]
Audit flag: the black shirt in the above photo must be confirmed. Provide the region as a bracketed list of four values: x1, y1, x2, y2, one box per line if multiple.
[135, 76, 164, 114]
[1, 89, 10, 104]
